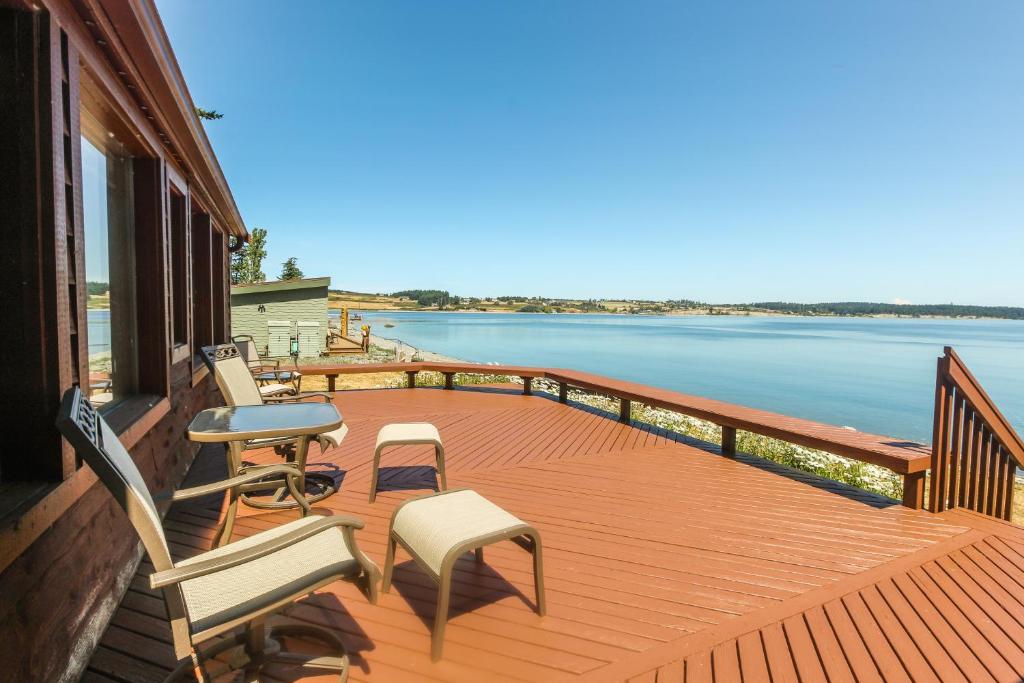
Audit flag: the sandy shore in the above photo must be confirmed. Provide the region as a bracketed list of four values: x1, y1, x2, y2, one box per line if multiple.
[367, 334, 462, 362]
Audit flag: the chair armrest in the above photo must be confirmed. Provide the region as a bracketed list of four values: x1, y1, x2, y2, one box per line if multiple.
[156, 463, 302, 502]
[263, 392, 332, 404]
[173, 464, 302, 500]
[249, 359, 281, 372]
[150, 515, 367, 588]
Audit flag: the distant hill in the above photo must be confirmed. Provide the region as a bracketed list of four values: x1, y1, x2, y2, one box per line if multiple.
[744, 302, 1024, 320]
[326, 289, 1023, 320]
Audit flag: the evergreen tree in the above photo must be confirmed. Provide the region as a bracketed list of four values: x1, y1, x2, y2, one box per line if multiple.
[279, 257, 304, 281]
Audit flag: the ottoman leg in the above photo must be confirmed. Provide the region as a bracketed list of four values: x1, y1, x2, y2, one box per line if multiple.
[436, 443, 448, 492]
[474, 547, 484, 564]
[529, 532, 546, 616]
[369, 444, 385, 503]
[432, 574, 452, 661]
[382, 535, 397, 592]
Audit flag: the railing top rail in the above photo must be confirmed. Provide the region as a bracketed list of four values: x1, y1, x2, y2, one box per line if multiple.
[298, 361, 931, 475]
[942, 346, 1024, 459]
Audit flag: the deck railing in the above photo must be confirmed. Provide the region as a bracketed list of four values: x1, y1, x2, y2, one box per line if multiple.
[929, 347, 1024, 520]
[298, 361, 933, 507]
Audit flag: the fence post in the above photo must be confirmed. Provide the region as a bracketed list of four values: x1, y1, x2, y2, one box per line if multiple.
[558, 382, 568, 403]
[406, 371, 417, 388]
[902, 471, 926, 509]
[721, 426, 737, 456]
[619, 399, 631, 423]
[522, 377, 532, 395]
[443, 372, 454, 390]
[327, 374, 337, 392]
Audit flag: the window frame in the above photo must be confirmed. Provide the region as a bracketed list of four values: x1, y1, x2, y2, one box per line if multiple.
[167, 165, 192, 365]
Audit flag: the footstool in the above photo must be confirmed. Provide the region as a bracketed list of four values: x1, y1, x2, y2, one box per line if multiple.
[381, 489, 546, 661]
[369, 423, 447, 503]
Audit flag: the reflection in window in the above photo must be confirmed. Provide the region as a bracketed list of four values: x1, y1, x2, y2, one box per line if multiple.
[81, 129, 138, 409]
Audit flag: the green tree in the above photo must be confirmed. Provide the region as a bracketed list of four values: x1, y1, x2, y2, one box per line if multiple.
[279, 257, 304, 281]
[195, 107, 223, 120]
[230, 227, 268, 284]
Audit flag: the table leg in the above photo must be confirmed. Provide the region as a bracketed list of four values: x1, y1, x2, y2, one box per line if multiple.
[215, 441, 245, 547]
[295, 435, 311, 502]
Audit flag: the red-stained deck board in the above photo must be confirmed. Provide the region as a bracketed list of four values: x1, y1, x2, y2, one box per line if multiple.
[83, 387, 1024, 682]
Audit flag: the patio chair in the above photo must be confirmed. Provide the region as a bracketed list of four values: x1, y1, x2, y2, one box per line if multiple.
[232, 334, 302, 396]
[201, 343, 343, 506]
[56, 386, 379, 683]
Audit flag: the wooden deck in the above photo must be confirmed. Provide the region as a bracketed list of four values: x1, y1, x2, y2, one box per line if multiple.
[85, 387, 1024, 682]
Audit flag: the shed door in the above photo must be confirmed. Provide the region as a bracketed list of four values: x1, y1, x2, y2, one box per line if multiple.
[297, 321, 320, 358]
[267, 320, 291, 357]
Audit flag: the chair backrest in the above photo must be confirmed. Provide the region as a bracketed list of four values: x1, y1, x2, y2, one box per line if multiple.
[232, 334, 263, 369]
[200, 343, 264, 406]
[57, 387, 196, 657]
[55, 387, 174, 573]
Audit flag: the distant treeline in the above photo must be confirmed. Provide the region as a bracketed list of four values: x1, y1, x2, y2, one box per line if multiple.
[87, 281, 109, 296]
[745, 302, 1024, 320]
[392, 289, 459, 308]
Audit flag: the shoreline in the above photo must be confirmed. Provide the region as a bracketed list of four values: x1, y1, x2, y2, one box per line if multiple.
[335, 307, 1023, 322]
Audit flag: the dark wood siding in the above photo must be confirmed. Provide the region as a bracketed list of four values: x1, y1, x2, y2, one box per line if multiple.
[0, 3, 241, 682]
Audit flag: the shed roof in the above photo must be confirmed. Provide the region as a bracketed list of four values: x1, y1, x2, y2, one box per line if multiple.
[230, 277, 331, 296]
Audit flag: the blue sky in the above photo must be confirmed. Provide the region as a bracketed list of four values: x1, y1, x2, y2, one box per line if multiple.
[157, 1, 1022, 305]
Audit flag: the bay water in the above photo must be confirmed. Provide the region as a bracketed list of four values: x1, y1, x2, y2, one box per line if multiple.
[356, 312, 1024, 443]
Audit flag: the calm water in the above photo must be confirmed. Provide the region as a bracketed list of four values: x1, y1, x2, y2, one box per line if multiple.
[356, 312, 1024, 442]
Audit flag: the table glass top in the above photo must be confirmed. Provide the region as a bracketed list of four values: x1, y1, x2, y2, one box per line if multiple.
[187, 403, 342, 442]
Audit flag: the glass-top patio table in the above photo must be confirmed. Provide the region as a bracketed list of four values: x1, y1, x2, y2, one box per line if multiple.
[187, 403, 343, 546]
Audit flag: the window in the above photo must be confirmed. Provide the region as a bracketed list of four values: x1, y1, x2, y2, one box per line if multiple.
[169, 184, 189, 350]
[191, 207, 213, 356]
[81, 114, 138, 410]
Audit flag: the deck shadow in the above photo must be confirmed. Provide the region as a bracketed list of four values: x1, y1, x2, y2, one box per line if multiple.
[374, 465, 442, 495]
[387, 556, 537, 631]
[280, 594, 375, 676]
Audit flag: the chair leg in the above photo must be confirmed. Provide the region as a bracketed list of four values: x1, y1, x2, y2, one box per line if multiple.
[382, 535, 397, 592]
[529, 533, 546, 616]
[369, 445, 384, 503]
[474, 547, 484, 564]
[244, 619, 267, 673]
[214, 489, 239, 548]
[436, 444, 448, 491]
[432, 574, 452, 661]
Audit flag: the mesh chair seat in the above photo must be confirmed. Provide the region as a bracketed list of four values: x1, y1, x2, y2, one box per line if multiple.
[256, 370, 301, 383]
[391, 490, 524, 575]
[179, 516, 361, 634]
[258, 383, 295, 397]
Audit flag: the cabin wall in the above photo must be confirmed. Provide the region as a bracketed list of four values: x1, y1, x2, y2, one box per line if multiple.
[0, 363, 221, 683]
[0, 3, 243, 681]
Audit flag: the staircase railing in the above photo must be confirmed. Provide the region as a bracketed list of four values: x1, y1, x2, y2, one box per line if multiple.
[929, 346, 1024, 520]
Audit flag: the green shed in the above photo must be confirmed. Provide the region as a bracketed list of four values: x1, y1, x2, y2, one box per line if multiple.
[230, 277, 331, 358]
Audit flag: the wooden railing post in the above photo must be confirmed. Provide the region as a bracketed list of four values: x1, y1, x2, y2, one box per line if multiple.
[327, 374, 337, 392]
[522, 377, 532, 396]
[558, 382, 568, 403]
[443, 372, 454, 390]
[926, 346, 1023, 521]
[721, 426, 737, 457]
[902, 472, 925, 509]
[406, 371, 417, 388]
[619, 399, 631, 423]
